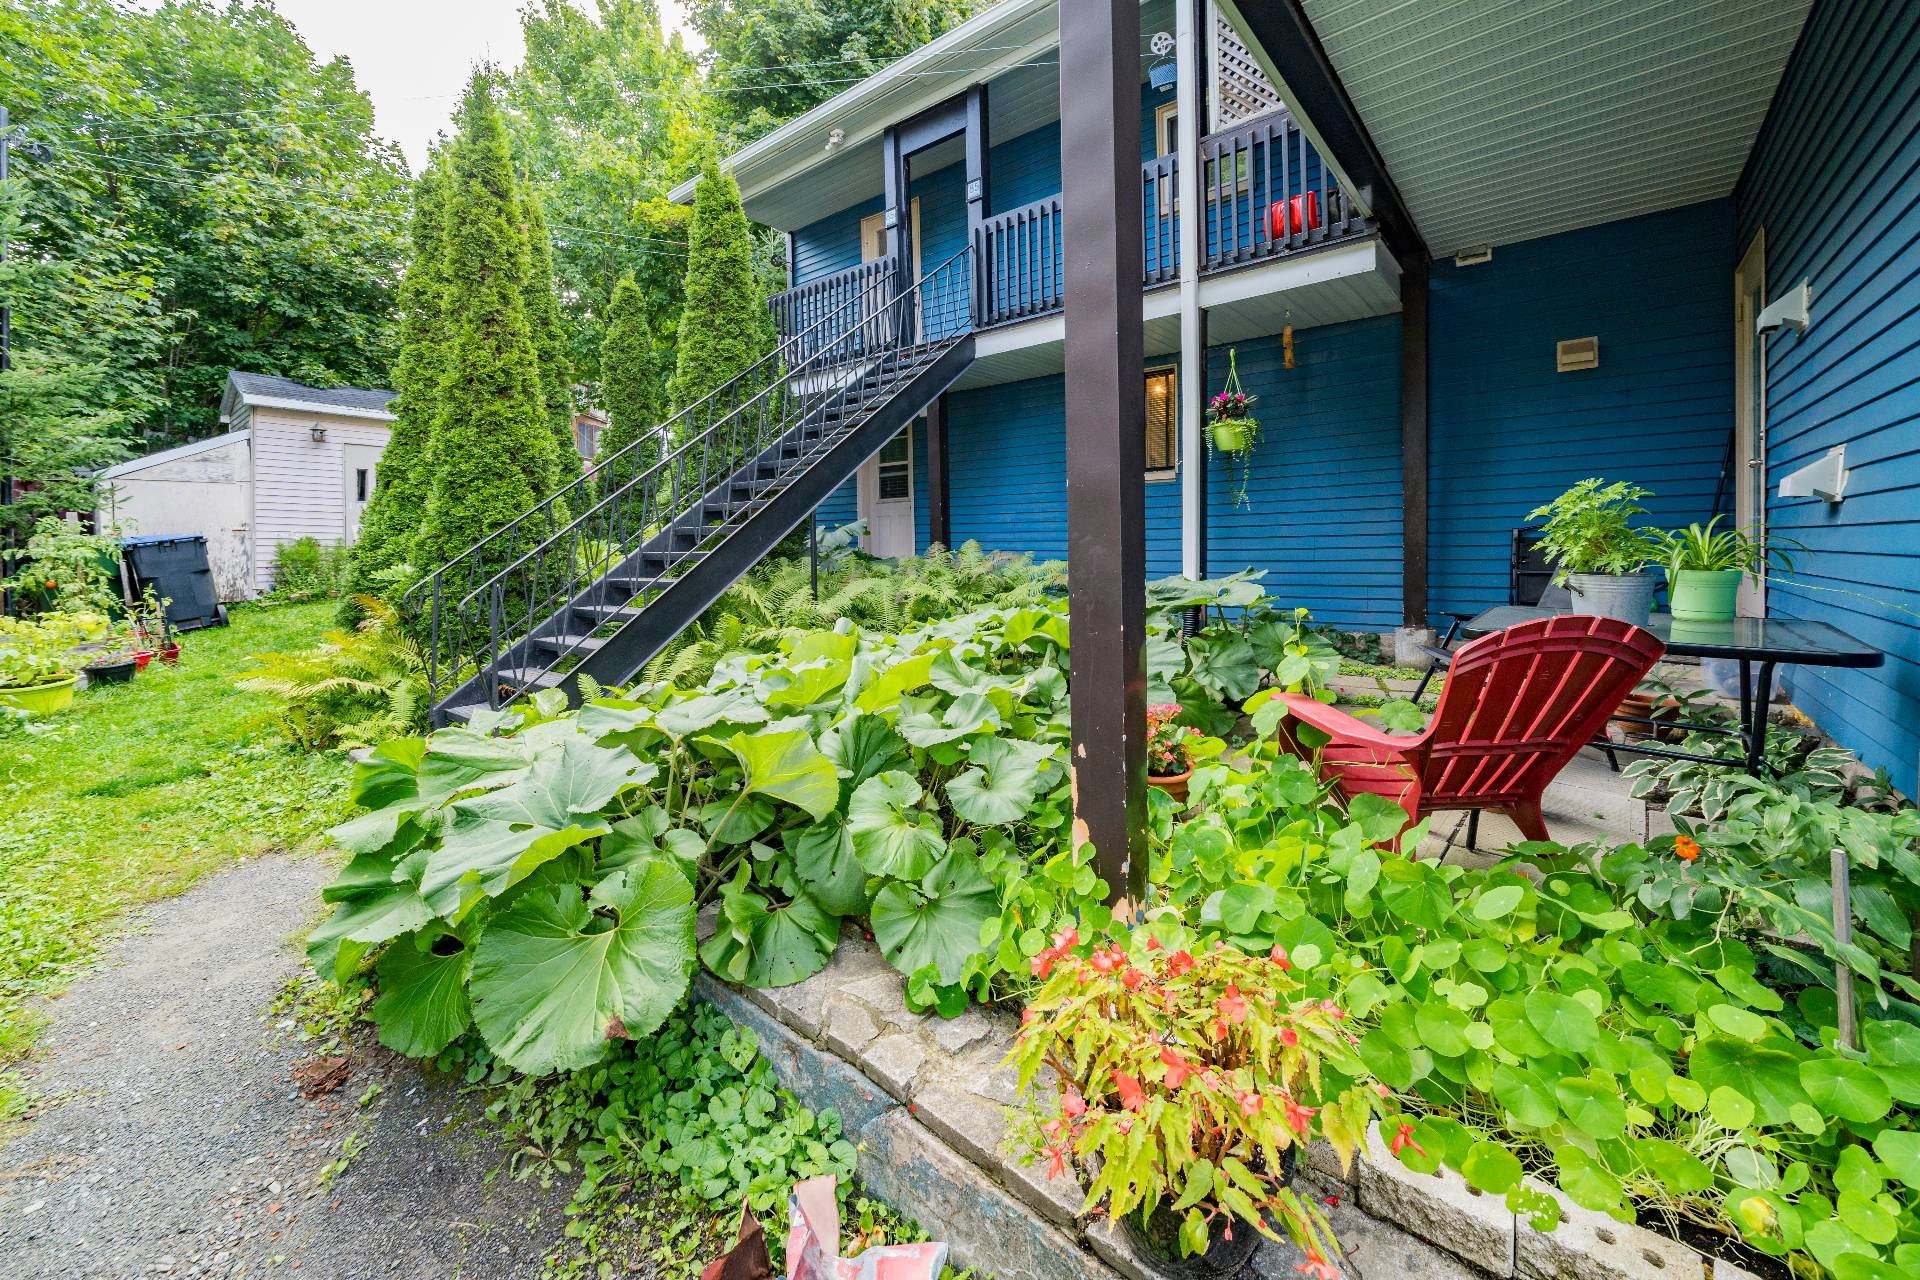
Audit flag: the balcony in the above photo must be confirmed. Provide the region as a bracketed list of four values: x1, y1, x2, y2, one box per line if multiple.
[769, 109, 1378, 342]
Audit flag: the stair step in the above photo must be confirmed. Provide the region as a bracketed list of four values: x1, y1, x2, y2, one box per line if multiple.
[601, 574, 667, 594]
[531, 632, 610, 655]
[444, 702, 483, 724]
[572, 600, 651, 624]
[492, 666, 567, 691]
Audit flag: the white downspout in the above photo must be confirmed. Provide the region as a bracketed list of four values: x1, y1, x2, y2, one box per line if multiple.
[1177, 0, 1207, 581]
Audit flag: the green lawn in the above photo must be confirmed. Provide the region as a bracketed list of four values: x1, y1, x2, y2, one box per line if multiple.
[0, 601, 349, 1096]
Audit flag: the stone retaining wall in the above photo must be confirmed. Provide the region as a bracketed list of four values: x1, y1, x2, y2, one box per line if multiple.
[695, 926, 1767, 1280]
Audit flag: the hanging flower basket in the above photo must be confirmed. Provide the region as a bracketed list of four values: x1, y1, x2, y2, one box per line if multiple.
[1207, 350, 1262, 506]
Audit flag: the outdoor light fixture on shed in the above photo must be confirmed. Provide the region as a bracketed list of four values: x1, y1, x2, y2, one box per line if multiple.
[309, 424, 327, 443]
[1556, 337, 1599, 372]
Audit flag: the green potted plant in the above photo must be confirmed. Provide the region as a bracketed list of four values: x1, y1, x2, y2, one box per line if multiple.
[1207, 350, 1261, 508]
[1011, 931, 1380, 1278]
[82, 621, 142, 686]
[1146, 702, 1199, 802]
[1527, 479, 1662, 626]
[1655, 516, 1791, 622]
[0, 617, 82, 715]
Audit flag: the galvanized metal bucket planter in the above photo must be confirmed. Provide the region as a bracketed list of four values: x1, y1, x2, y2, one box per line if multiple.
[1567, 572, 1657, 627]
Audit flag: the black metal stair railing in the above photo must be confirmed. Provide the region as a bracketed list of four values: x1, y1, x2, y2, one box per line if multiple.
[408, 245, 976, 715]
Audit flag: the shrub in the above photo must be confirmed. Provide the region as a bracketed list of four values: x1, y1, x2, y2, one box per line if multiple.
[269, 537, 351, 601]
[595, 273, 663, 495]
[3, 516, 123, 615]
[668, 155, 771, 416]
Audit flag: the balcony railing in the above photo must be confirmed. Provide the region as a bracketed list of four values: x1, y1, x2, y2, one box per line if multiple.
[771, 108, 1373, 338]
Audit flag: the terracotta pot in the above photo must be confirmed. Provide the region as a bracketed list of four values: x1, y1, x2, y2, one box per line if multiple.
[159, 643, 182, 665]
[1149, 769, 1192, 804]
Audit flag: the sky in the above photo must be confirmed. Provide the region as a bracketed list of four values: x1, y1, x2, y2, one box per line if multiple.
[258, 0, 705, 170]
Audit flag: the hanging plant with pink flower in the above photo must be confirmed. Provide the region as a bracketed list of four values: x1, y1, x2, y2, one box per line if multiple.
[1009, 931, 1386, 1273]
[1208, 348, 1261, 508]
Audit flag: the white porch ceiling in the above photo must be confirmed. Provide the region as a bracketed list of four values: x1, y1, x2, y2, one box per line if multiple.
[1298, 0, 1812, 256]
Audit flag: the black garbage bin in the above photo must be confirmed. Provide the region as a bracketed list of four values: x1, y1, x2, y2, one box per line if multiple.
[122, 535, 228, 631]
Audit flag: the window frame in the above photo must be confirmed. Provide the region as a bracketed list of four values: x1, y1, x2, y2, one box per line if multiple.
[1144, 364, 1179, 482]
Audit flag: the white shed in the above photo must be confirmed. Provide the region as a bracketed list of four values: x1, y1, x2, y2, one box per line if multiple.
[96, 372, 396, 599]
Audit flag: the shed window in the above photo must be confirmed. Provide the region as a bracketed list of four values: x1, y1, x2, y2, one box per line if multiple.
[1145, 367, 1177, 479]
[355, 468, 369, 501]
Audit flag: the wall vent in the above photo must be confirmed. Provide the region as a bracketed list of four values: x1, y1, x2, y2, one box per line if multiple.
[1453, 245, 1493, 267]
[1556, 337, 1600, 372]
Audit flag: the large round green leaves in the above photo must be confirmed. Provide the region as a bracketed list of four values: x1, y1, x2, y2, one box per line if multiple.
[1524, 990, 1598, 1054]
[870, 848, 998, 985]
[469, 860, 696, 1075]
[698, 884, 837, 988]
[948, 735, 1059, 826]
[719, 727, 840, 821]
[784, 821, 872, 916]
[1801, 1057, 1894, 1124]
[372, 935, 473, 1058]
[848, 771, 946, 879]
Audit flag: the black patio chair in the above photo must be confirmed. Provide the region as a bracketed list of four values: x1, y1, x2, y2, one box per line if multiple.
[1411, 529, 1571, 702]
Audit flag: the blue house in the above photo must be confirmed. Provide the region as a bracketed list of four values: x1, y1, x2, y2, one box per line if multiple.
[660, 0, 1918, 800]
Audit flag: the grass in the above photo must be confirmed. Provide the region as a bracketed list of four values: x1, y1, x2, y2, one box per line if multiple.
[0, 600, 350, 1108]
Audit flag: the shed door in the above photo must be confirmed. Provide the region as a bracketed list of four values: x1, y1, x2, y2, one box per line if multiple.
[857, 429, 915, 559]
[342, 443, 382, 542]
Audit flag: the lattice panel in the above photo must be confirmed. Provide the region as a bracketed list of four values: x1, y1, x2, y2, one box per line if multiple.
[1214, 9, 1285, 126]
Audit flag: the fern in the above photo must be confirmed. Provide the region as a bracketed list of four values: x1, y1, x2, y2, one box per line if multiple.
[235, 595, 431, 750]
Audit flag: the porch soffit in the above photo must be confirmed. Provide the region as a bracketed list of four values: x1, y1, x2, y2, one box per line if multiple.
[1297, 0, 1812, 256]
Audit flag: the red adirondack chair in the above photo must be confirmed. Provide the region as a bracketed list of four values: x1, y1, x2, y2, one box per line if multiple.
[1278, 615, 1664, 846]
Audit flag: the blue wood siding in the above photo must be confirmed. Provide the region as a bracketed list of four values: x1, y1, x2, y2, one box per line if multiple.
[944, 317, 1403, 630]
[1427, 201, 1735, 614]
[792, 197, 879, 286]
[1735, 0, 1920, 799]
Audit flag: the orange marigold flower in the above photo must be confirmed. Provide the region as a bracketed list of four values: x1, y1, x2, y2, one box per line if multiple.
[1674, 835, 1701, 861]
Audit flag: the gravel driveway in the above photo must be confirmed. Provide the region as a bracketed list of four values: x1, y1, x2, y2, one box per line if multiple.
[0, 852, 570, 1280]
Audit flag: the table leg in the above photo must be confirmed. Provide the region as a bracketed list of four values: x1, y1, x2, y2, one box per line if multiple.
[1745, 660, 1777, 776]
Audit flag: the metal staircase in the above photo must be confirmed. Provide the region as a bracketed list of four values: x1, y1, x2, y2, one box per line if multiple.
[411, 248, 977, 725]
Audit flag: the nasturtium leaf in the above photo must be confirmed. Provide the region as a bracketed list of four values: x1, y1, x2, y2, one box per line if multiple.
[1552, 1146, 1626, 1215]
[1525, 990, 1599, 1053]
[1461, 1141, 1523, 1195]
[1492, 1063, 1559, 1127]
[1378, 858, 1452, 930]
[820, 711, 910, 790]
[1865, 1019, 1920, 1066]
[1554, 1078, 1628, 1139]
[723, 728, 839, 820]
[1414, 1002, 1472, 1058]
[1488, 998, 1553, 1057]
[1692, 1040, 1811, 1125]
[699, 886, 837, 988]
[869, 849, 998, 985]
[1875, 1131, 1920, 1187]
[1345, 848, 1382, 914]
[848, 772, 947, 879]
[1706, 1003, 1768, 1040]
[1801, 1058, 1893, 1124]
[1723, 1146, 1779, 1191]
[947, 735, 1057, 826]
[1348, 793, 1412, 845]
[372, 936, 473, 1057]
[1709, 1085, 1756, 1129]
[1713, 964, 1785, 1011]
[1473, 884, 1525, 920]
[1638, 1139, 1714, 1194]
[1837, 1191, 1899, 1246]
[1357, 1030, 1417, 1091]
[469, 861, 696, 1075]
[785, 822, 871, 916]
[1829, 1253, 1907, 1280]
[1462, 939, 1509, 974]
[1665, 1076, 1706, 1111]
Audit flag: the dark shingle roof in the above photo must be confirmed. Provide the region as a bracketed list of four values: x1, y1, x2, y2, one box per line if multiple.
[227, 371, 396, 414]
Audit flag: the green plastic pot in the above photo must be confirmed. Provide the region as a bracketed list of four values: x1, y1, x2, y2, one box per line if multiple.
[1210, 418, 1251, 453]
[1669, 568, 1743, 622]
[0, 674, 79, 715]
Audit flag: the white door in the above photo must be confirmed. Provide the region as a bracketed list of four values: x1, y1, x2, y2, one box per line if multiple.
[858, 428, 915, 558]
[342, 442, 382, 542]
[1733, 233, 1768, 616]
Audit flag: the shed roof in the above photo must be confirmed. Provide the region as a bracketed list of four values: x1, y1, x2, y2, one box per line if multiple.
[97, 429, 251, 480]
[220, 371, 396, 424]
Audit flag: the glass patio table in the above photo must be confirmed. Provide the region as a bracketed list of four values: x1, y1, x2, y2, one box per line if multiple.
[1460, 607, 1883, 775]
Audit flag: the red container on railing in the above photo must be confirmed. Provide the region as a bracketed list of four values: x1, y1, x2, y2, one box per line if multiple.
[1268, 191, 1321, 240]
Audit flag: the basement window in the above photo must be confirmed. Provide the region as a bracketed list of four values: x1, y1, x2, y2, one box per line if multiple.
[1145, 366, 1178, 480]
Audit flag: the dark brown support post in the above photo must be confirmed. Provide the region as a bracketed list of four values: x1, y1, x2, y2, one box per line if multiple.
[926, 395, 950, 549]
[881, 124, 910, 274]
[1061, 0, 1148, 907]
[1400, 259, 1430, 626]
[965, 84, 991, 326]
